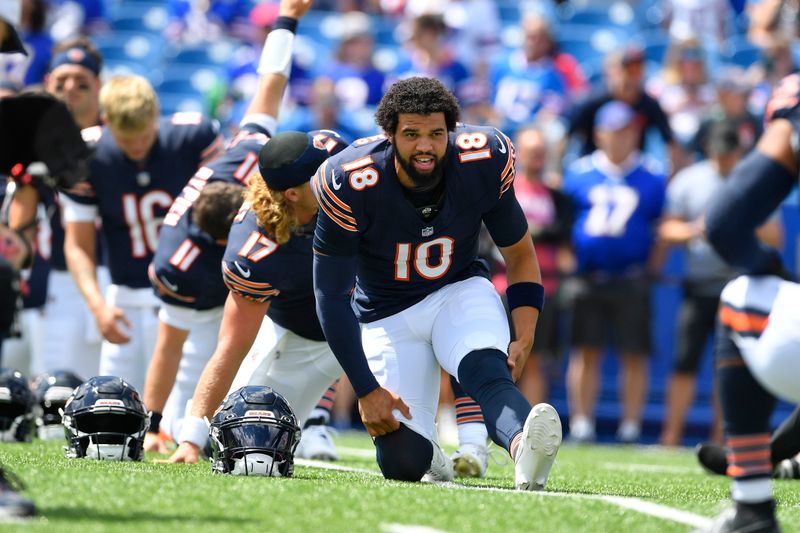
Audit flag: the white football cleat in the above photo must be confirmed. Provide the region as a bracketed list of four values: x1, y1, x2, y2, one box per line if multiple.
[451, 443, 488, 478]
[514, 403, 562, 491]
[422, 441, 454, 482]
[295, 425, 339, 461]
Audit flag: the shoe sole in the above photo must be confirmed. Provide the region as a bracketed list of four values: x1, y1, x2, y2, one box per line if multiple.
[453, 454, 484, 478]
[516, 403, 562, 491]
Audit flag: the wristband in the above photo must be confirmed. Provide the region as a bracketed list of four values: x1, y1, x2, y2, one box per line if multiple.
[273, 16, 298, 33]
[178, 415, 209, 448]
[148, 411, 162, 434]
[257, 17, 297, 77]
[506, 282, 545, 313]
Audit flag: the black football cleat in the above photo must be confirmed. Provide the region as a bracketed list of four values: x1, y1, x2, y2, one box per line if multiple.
[697, 443, 800, 480]
[702, 500, 781, 533]
[697, 442, 729, 477]
[0, 466, 36, 520]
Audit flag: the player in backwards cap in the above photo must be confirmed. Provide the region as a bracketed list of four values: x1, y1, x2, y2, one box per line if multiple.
[164, 127, 348, 464]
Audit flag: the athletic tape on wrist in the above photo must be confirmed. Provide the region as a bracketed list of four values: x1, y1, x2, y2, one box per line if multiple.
[257, 17, 297, 77]
[506, 281, 545, 312]
[179, 415, 209, 448]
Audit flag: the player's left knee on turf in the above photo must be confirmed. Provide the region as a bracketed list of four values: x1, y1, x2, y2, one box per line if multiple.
[374, 423, 433, 481]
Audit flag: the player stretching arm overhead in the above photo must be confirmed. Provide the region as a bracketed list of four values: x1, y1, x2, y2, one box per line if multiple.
[163, 129, 348, 465]
[142, 0, 314, 453]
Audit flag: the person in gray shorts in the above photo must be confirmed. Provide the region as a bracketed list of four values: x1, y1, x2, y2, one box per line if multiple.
[658, 120, 783, 447]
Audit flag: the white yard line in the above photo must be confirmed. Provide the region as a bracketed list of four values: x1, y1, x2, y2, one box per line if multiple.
[600, 462, 697, 475]
[381, 524, 451, 533]
[296, 459, 712, 530]
[337, 446, 376, 459]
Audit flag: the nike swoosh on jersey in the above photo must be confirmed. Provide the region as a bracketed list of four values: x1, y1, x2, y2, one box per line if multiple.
[331, 167, 342, 190]
[495, 134, 507, 153]
[160, 276, 179, 292]
[234, 261, 251, 278]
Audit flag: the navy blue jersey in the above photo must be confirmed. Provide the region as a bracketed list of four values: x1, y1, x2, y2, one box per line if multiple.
[563, 152, 666, 274]
[312, 124, 528, 322]
[222, 207, 323, 341]
[62, 113, 221, 288]
[150, 122, 269, 309]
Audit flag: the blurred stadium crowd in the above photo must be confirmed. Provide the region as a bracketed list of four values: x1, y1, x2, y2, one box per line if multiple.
[1, 0, 798, 447]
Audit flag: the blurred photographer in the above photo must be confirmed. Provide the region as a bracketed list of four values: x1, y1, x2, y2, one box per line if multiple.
[0, 1, 91, 519]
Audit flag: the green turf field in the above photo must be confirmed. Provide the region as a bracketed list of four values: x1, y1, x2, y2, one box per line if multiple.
[1, 433, 798, 532]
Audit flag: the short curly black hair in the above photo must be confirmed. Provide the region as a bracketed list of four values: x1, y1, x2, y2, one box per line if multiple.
[375, 77, 460, 134]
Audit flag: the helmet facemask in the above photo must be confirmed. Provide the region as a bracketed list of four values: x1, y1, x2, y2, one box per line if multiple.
[211, 412, 300, 477]
[35, 385, 75, 440]
[0, 382, 34, 443]
[62, 376, 149, 461]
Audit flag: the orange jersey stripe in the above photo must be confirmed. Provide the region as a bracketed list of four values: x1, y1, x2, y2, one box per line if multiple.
[719, 306, 769, 334]
[318, 162, 353, 214]
[315, 179, 357, 224]
[314, 180, 358, 232]
[147, 265, 196, 303]
[457, 415, 485, 424]
[221, 263, 274, 289]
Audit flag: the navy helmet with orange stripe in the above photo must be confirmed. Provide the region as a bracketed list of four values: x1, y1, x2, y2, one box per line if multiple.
[210, 385, 301, 477]
[258, 129, 348, 191]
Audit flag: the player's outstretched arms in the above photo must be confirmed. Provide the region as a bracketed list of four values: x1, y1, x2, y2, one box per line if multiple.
[144, 320, 191, 453]
[158, 291, 268, 464]
[358, 387, 412, 438]
[242, 0, 314, 122]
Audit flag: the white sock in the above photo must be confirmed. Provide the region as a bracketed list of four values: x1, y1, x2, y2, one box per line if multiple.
[458, 422, 488, 448]
[308, 408, 330, 425]
[731, 478, 773, 503]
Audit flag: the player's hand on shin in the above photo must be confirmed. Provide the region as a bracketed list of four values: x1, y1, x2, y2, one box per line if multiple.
[279, 0, 313, 19]
[95, 305, 132, 344]
[507, 339, 533, 382]
[156, 441, 200, 464]
[144, 432, 170, 454]
[358, 386, 411, 437]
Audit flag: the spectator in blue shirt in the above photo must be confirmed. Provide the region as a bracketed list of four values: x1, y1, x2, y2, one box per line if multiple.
[389, 14, 471, 101]
[317, 11, 385, 111]
[489, 12, 567, 138]
[562, 101, 666, 444]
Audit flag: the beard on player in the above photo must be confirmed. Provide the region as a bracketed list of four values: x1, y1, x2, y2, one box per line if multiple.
[395, 146, 449, 192]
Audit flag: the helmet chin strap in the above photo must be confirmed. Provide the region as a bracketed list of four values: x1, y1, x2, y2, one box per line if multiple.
[231, 453, 283, 477]
[84, 436, 133, 461]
